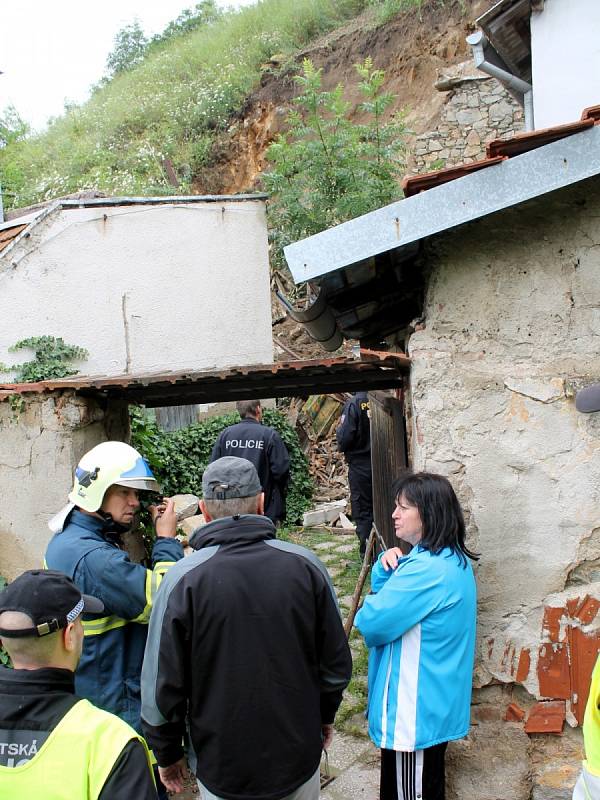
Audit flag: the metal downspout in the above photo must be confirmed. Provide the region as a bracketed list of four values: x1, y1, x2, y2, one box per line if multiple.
[467, 31, 534, 131]
[276, 286, 343, 352]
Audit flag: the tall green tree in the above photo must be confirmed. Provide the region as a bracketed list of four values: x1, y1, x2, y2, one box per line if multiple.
[262, 58, 407, 287]
[0, 104, 29, 149]
[151, 1, 222, 45]
[105, 20, 149, 78]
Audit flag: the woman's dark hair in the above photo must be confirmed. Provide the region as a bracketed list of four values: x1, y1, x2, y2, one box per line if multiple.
[392, 471, 479, 566]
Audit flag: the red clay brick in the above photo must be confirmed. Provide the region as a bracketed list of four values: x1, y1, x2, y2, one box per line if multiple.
[524, 701, 566, 735]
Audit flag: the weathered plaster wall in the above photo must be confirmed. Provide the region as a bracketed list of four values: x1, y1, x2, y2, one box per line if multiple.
[408, 178, 600, 797]
[0, 392, 128, 580]
[0, 200, 273, 378]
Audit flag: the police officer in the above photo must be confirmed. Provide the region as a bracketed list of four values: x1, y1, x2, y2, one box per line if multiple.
[0, 570, 156, 799]
[210, 400, 291, 525]
[45, 441, 183, 798]
[336, 392, 373, 556]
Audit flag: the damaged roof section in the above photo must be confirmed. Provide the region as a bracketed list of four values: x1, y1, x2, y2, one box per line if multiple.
[0, 352, 408, 407]
[284, 107, 600, 346]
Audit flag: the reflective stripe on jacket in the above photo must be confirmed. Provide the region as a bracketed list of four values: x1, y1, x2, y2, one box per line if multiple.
[45, 510, 183, 731]
[0, 698, 152, 800]
[356, 546, 476, 751]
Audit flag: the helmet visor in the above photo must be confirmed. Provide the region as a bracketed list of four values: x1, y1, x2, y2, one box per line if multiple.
[114, 478, 161, 493]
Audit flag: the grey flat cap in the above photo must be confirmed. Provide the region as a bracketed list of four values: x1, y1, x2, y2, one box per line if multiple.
[202, 457, 262, 500]
[576, 383, 600, 413]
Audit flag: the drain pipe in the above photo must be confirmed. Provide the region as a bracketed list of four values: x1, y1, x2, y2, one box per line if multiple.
[276, 285, 343, 353]
[467, 31, 534, 131]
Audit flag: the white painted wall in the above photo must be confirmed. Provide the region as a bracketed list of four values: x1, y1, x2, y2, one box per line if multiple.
[531, 0, 600, 128]
[0, 200, 273, 379]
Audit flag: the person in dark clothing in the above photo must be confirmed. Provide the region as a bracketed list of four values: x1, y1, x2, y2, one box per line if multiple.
[141, 456, 352, 799]
[337, 392, 374, 556]
[210, 399, 290, 524]
[0, 570, 156, 799]
[45, 441, 183, 800]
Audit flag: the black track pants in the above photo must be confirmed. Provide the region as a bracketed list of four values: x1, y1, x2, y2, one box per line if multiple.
[347, 456, 373, 549]
[380, 743, 448, 800]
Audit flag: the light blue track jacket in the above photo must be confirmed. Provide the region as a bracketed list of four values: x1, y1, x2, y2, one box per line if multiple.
[355, 545, 476, 752]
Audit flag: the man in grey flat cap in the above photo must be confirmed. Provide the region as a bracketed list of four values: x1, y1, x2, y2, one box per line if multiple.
[141, 456, 352, 800]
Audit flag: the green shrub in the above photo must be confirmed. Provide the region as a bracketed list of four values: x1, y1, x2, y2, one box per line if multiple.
[130, 406, 313, 525]
[262, 57, 407, 284]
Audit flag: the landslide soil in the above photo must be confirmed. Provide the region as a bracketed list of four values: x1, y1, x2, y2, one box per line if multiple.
[192, 0, 497, 360]
[192, 0, 496, 197]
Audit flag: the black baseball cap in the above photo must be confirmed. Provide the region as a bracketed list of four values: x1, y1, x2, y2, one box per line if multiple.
[202, 457, 262, 500]
[0, 570, 104, 638]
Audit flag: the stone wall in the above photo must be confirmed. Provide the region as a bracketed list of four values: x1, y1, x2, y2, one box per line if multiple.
[407, 177, 600, 798]
[0, 391, 128, 580]
[410, 64, 524, 174]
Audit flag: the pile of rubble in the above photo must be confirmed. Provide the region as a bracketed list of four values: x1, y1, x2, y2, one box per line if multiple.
[288, 394, 354, 530]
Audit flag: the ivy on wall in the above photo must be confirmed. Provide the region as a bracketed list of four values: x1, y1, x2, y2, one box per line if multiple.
[0, 336, 88, 383]
[130, 406, 314, 525]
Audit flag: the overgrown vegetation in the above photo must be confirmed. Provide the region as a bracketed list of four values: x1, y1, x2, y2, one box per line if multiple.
[0, 0, 375, 209]
[262, 57, 406, 288]
[0, 336, 88, 383]
[130, 406, 313, 525]
[102, 2, 223, 81]
[0, 0, 435, 211]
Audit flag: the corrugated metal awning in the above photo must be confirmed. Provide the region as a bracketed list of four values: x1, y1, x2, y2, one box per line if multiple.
[0, 353, 409, 407]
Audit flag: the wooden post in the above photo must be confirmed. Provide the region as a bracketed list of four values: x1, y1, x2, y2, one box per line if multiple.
[343, 527, 377, 637]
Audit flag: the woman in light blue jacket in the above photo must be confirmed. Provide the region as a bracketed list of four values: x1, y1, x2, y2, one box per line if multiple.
[355, 472, 478, 800]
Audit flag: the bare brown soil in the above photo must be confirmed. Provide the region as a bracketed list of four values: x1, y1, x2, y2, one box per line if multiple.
[192, 0, 496, 196]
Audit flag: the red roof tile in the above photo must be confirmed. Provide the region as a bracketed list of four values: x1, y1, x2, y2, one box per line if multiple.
[402, 157, 506, 198]
[486, 118, 594, 159]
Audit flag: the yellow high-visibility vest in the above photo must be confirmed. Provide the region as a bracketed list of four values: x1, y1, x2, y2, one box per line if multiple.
[584, 654, 600, 777]
[0, 698, 153, 799]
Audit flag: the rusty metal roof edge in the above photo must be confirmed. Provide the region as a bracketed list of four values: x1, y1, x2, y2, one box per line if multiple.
[284, 123, 600, 284]
[0, 202, 61, 263]
[0, 354, 410, 397]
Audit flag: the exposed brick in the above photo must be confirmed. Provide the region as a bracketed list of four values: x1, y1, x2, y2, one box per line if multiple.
[568, 626, 600, 724]
[543, 606, 566, 643]
[574, 595, 600, 625]
[524, 701, 566, 735]
[516, 648, 531, 682]
[504, 702, 526, 722]
[537, 643, 571, 699]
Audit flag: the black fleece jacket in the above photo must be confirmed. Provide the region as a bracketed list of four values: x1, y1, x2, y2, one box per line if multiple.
[141, 514, 352, 800]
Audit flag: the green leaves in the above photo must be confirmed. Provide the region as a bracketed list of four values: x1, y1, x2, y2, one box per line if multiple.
[130, 407, 314, 525]
[262, 57, 407, 279]
[0, 0, 372, 210]
[0, 337, 89, 383]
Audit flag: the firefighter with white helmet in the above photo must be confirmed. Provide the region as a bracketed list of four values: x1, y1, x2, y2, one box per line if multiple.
[45, 440, 183, 798]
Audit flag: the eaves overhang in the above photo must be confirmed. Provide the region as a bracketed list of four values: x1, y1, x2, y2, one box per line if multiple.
[0, 353, 408, 407]
[284, 123, 600, 285]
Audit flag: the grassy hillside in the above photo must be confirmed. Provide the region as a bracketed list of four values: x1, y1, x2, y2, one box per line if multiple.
[1, 0, 413, 211]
